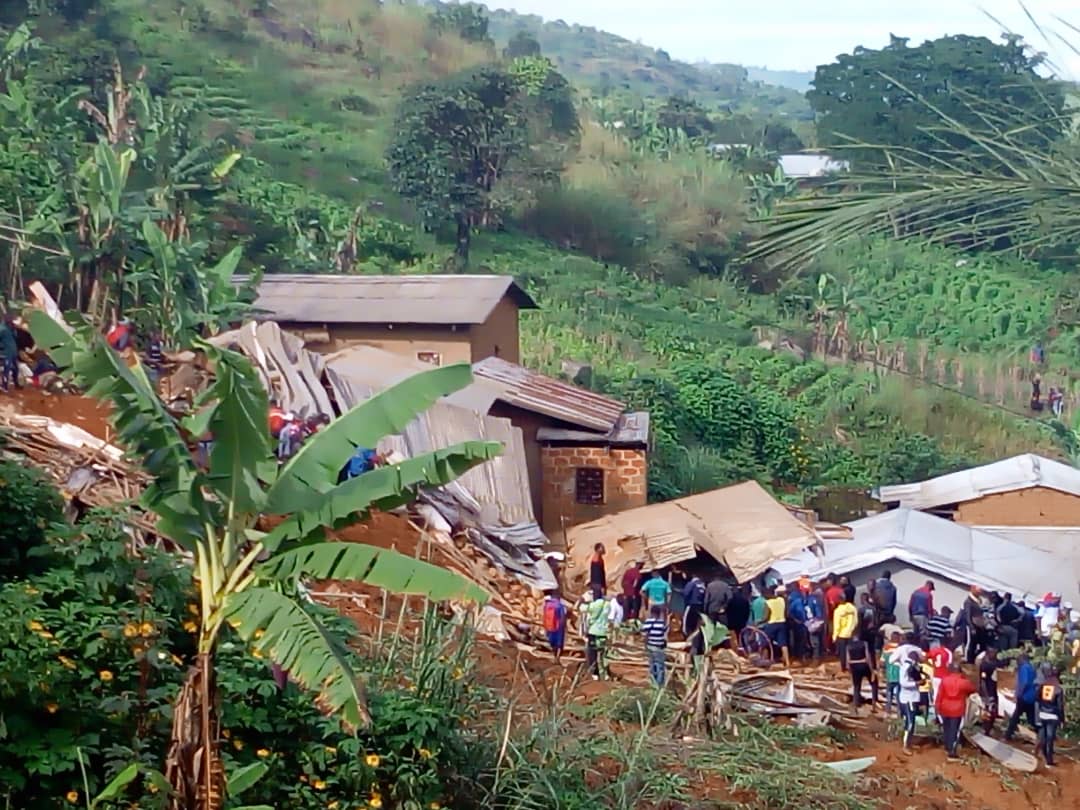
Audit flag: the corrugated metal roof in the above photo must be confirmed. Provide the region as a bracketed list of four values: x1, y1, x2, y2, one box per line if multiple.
[238, 274, 537, 326]
[473, 357, 625, 433]
[536, 411, 650, 446]
[877, 454, 1080, 510]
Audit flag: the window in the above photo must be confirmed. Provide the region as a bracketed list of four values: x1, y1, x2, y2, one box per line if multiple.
[575, 467, 605, 505]
[416, 351, 442, 366]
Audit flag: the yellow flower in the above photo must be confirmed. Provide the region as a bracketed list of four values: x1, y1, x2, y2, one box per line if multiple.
[45, 702, 59, 714]
[123, 623, 139, 638]
[452, 667, 464, 680]
[250, 648, 263, 659]
[256, 748, 271, 758]
[227, 618, 241, 629]
[429, 803, 441, 810]
[187, 603, 199, 615]
[99, 670, 114, 682]
[39, 630, 54, 640]
[148, 782, 159, 794]
[140, 621, 156, 637]
[365, 753, 380, 768]
[132, 645, 145, 657]
[66, 790, 79, 804]
[368, 794, 383, 809]
[233, 738, 244, 751]
[418, 748, 433, 760]
[28, 620, 43, 632]
[221, 728, 230, 739]
[311, 779, 326, 791]
[327, 803, 340, 810]
[24, 585, 39, 595]
[183, 620, 197, 633]
[58, 655, 76, 670]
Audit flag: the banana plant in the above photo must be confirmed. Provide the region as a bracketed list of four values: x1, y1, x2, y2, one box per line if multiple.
[29, 313, 499, 810]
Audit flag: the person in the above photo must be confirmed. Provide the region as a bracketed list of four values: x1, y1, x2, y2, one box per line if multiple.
[927, 606, 953, 649]
[726, 585, 751, 650]
[926, 639, 952, 717]
[749, 587, 768, 627]
[824, 575, 844, 652]
[338, 446, 382, 482]
[936, 663, 976, 759]
[105, 317, 132, 351]
[1017, 601, 1038, 646]
[1005, 652, 1038, 741]
[846, 635, 878, 710]
[641, 605, 668, 686]
[268, 401, 287, 438]
[1038, 593, 1061, 642]
[833, 591, 858, 672]
[583, 586, 610, 680]
[898, 649, 924, 755]
[872, 570, 898, 627]
[1050, 386, 1064, 417]
[996, 592, 1020, 651]
[1031, 375, 1044, 412]
[882, 631, 902, 717]
[962, 586, 989, 664]
[0, 317, 18, 391]
[640, 571, 671, 612]
[542, 590, 568, 663]
[978, 646, 1004, 734]
[908, 581, 935, 643]
[276, 415, 305, 460]
[786, 583, 812, 660]
[918, 649, 934, 718]
[144, 331, 165, 384]
[857, 592, 879, 668]
[682, 573, 707, 655]
[589, 544, 607, 592]
[704, 575, 732, 626]
[763, 586, 790, 668]
[622, 562, 645, 622]
[1035, 667, 1066, 767]
[1031, 341, 1045, 365]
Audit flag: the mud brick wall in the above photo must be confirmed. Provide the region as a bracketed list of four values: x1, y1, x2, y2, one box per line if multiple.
[540, 445, 647, 540]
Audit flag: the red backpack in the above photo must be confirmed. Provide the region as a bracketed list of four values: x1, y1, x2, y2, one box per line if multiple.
[543, 599, 565, 632]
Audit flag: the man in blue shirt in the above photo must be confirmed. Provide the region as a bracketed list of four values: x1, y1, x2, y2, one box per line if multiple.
[682, 574, 706, 655]
[1005, 651, 1038, 741]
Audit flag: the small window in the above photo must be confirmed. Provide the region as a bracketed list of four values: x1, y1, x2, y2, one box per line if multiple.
[575, 467, 605, 505]
[416, 351, 442, 366]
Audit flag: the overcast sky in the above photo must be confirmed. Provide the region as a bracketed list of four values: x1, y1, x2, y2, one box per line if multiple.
[487, 0, 1080, 74]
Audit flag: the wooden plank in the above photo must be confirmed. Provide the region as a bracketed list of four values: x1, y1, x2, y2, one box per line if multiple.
[963, 730, 1038, 773]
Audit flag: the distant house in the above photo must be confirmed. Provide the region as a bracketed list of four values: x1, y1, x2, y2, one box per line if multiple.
[242, 274, 537, 365]
[472, 357, 649, 537]
[778, 154, 850, 180]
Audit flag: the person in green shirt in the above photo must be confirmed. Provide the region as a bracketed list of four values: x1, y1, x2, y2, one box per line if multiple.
[750, 589, 768, 626]
[640, 571, 671, 611]
[583, 585, 611, 680]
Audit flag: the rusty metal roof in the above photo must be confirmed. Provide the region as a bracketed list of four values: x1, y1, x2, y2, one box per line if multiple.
[238, 274, 537, 325]
[536, 411, 650, 447]
[472, 357, 626, 433]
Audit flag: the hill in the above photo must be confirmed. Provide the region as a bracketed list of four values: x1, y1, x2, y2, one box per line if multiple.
[483, 5, 813, 119]
[743, 65, 814, 93]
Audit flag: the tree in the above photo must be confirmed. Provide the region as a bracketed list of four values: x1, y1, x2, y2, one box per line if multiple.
[656, 96, 713, 139]
[808, 34, 1064, 166]
[388, 68, 526, 265]
[431, 2, 492, 45]
[503, 30, 541, 59]
[29, 313, 499, 810]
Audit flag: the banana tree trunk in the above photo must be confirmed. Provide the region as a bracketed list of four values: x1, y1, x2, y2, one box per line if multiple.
[165, 652, 224, 810]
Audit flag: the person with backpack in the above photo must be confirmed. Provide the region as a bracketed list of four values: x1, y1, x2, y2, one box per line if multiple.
[846, 636, 878, 710]
[542, 590, 568, 664]
[898, 649, 924, 755]
[936, 663, 976, 759]
[1036, 668, 1066, 768]
[582, 585, 610, 680]
[962, 586, 990, 664]
[908, 580, 935, 643]
[996, 592, 1021, 652]
[641, 604, 668, 686]
[857, 592, 880, 668]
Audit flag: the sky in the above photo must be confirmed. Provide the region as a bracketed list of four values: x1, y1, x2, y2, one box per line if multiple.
[487, 0, 1080, 75]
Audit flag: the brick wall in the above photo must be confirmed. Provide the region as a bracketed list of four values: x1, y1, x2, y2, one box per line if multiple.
[540, 445, 647, 540]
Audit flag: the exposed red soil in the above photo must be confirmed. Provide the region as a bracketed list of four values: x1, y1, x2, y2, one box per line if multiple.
[2, 386, 113, 440]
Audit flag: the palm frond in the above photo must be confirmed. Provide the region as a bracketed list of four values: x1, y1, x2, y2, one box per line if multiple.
[263, 441, 502, 550]
[224, 587, 371, 729]
[260, 542, 489, 603]
[265, 363, 478, 513]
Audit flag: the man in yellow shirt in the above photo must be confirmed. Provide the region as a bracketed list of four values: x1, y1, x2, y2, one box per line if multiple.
[832, 592, 858, 672]
[763, 585, 791, 668]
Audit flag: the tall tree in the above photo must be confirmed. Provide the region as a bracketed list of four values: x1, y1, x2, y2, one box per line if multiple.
[808, 34, 1064, 166]
[29, 313, 498, 810]
[431, 2, 492, 45]
[656, 96, 713, 139]
[503, 30, 542, 59]
[387, 67, 526, 265]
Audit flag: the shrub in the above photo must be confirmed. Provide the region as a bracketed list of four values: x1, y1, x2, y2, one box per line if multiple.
[0, 460, 64, 580]
[522, 185, 646, 266]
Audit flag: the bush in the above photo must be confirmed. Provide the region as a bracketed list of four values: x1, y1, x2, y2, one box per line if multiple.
[522, 185, 646, 266]
[0, 460, 64, 580]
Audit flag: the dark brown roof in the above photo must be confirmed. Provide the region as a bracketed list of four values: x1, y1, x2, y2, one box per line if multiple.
[239, 274, 537, 325]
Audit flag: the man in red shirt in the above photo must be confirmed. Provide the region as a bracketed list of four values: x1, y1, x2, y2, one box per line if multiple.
[935, 663, 976, 758]
[926, 640, 952, 718]
[621, 561, 644, 621]
[824, 574, 844, 653]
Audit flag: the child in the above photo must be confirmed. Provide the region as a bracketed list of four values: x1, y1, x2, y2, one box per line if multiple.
[641, 605, 669, 686]
[882, 631, 901, 717]
[542, 590, 568, 664]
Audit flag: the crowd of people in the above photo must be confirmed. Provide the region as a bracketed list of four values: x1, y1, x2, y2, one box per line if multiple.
[540, 547, 1074, 768]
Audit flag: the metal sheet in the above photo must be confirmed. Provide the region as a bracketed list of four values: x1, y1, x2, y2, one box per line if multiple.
[238, 273, 536, 325]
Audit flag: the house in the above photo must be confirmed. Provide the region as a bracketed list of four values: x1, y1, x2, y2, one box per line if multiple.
[877, 454, 1080, 526]
[772, 509, 1080, 620]
[242, 274, 537, 365]
[471, 357, 649, 537]
[778, 154, 849, 180]
[566, 481, 822, 587]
